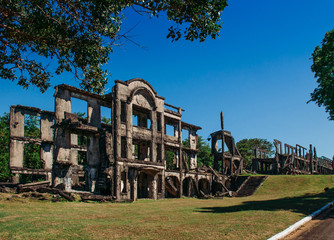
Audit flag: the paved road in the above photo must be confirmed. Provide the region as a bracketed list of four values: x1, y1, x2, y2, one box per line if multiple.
[289, 207, 334, 240]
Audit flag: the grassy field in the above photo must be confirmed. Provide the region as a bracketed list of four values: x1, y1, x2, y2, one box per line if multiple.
[1, 175, 334, 240]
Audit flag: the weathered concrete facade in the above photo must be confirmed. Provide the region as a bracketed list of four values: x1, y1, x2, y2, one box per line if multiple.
[8, 79, 243, 200]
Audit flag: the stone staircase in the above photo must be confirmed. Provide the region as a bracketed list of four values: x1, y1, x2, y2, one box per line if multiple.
[235, 176, 267, 197]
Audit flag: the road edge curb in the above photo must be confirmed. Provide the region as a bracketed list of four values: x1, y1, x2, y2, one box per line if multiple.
[267, 200, 334, 240]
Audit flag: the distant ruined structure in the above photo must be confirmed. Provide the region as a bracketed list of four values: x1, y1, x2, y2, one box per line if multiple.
[8, 79, 244, 200]
[252, 139, 334, 175]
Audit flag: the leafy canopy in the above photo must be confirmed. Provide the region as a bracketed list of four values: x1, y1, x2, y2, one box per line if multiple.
[309, 29, 334, 120]
[1, 0, 228, 94]
[236, 138, 273, 169]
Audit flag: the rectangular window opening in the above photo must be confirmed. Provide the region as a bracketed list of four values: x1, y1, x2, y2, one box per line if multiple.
[121, 101, 126, 123]
[156, 144, 162, 162]
[166, 148, 177, 170]
[133, 140, 151, 161]
[121, 137, 127, 158]
[101, 106, 112, 125]
[182, 128, 189, 146]
[71, 97, 87, 121]
[165, 123, 175, 137]
[157, 174, 162, 194]
[23, 143, 42, 169]
[24, 114, 41, 139]
[78, 150, 87, 166]
[77, 134, 88, 146]
[19, 174, 46, 184]
[132, 106, 151, 129]
[121, 171, 127, 193]
[157, 112, 162, 131]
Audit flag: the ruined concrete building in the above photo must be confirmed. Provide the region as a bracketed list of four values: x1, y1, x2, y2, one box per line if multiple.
[8, 79, 244, 200]
[252, 139, 334, 175]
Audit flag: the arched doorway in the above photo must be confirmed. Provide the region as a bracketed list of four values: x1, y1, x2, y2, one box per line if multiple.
[198, 178, 210, 195]
[165, 176, 180, 198]
[182, 177, 196, 197]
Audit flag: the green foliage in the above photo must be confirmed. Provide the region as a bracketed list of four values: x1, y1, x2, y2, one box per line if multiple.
[24, 114, 40, 138]
[165, 150, 175, 170]
[75, 112, 86, 118]
[236, 138, 274, 169]
[1, 0, 228, 94]
[196, 136, 213, 167]
[0, 113, 42, 182]
[183, 136, 213, 167]
[0, 113, 10, 182]
[309, 29, 334, 120]
[101, 116, 111, 125]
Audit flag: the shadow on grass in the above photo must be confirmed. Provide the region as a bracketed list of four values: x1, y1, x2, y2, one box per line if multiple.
[196, 189, 334, 216]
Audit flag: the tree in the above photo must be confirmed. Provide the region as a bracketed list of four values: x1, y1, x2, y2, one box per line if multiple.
[0, 112, 42, 182]
[236, 138, 273, 169]
[183, 136, 213, 167]
[1, 0, 228, 94]
[0, 113, 10, 182]
[309, 29, 334, 120]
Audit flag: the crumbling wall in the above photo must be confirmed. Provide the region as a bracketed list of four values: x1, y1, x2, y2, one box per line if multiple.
[9, 105, 54, 183]
[7, 79, 246, 201]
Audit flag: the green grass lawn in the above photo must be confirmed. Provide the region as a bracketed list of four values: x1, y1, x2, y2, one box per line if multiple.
[1, 175, 334, 240]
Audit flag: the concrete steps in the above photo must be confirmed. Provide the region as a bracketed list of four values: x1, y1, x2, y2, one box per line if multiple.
[235, 176, 267, 197]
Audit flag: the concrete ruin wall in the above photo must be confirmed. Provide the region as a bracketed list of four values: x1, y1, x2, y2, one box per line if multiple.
[9, 105, 54, 183]
[8, 78, 242, 201]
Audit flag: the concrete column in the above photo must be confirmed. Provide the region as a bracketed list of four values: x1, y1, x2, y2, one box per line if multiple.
[152, 174, 158, 200]
[40, 114, 53, 141]
[9, 140, 24, 169]
[189, 129, 197, 149]
[9, 107, 24, 175]
[10, 106, 24, 137]
[115, 163, 121, 200]
[70, 133, 78, 165]
[54, 87, 71, 163]
[87, 136, 100, 167]
[126, 102, 133, 160]
[87, 99, 101, 127]
[41, 113, 54, 171]
[151, 110, 157, 162]
[115, 98, 121, 159]
[160, 112, 165, 166]
[41, 143, 53, 170]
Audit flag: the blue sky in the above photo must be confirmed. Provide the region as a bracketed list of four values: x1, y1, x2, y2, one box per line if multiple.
[1, 0, 334, 157]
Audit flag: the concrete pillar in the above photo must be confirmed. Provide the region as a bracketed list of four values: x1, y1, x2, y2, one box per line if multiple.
[126, 102, 133, 160]
[87, 99, 101, 127]
[54, 87, 71, 163]
[9, 140, 24, 169]
[70, 133, 78, 165]
[152, 174, 158, 200]
[40, 114, 53, 141]
[151, 110, 157, 162]
[10, 106, 24, 137]
[115, 163, 121, 200]
[41, 143, 53, 170]
[87, 136, 100, 167]
[53, 87, 72, 189]
[41, 113, 54, 171]
[189, 129, 197, 149]
[9, 107, 24, 176]
[115, 98, 121, 159]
